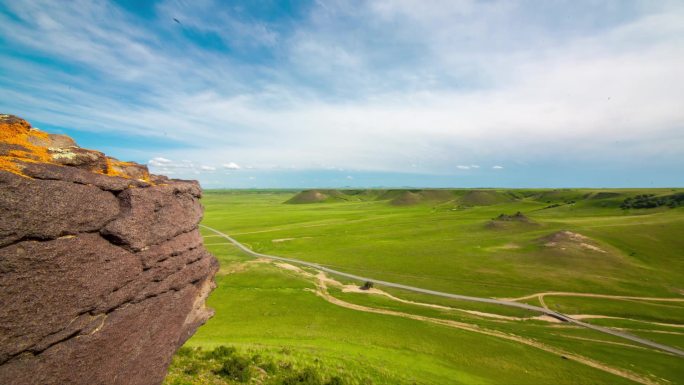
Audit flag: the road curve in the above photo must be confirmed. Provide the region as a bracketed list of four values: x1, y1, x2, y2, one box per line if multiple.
[200, 224, 684, 358]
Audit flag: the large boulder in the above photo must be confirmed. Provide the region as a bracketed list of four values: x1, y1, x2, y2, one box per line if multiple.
[18, 161, 149, 192]
[0, 115, 218, 385]
[102, 182, 203, 251]
[0, 172, 120, 247]
[48, 147, 109, 173]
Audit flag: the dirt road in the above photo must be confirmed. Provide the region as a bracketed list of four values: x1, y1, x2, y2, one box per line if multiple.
[200, 224, 684, 358]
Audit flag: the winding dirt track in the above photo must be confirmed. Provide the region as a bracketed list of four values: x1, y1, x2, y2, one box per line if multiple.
[508, 292, 684, 303]
[310, 272, 663, 385]
[200, 225, 684, 359]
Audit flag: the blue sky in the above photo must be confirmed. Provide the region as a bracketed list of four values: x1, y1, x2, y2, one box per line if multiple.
[1, 0, 683, 188]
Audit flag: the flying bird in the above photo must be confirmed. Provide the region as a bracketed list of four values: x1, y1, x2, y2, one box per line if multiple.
[173, 18, 181, 24]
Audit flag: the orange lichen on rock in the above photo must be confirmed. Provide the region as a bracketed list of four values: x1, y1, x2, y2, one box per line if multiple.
[0, 115, 52, 175]
[104, 157, 151, 182]
[0, 157, 21, 174]
[1, 114, 152, 182]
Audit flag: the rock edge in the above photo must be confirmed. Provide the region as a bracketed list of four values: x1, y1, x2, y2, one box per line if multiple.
[0, 115, 219, 385]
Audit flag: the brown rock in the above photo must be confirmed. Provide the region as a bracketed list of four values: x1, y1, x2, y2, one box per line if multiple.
[18, 161, 149, 192]
[101, 183, 203, 251]
[150, 174, 171, 184]
[0, 114, 30, 127]
[0, 234, 142, 363]
[0, 143, 28, 156]
[166, 179, 202, 198]
[107, 157, 150, 181]
[0, 283, 214, 385]
[49, 147, 108, 173]
[108, 158, 150, 180]
[47, 133, 78, 148]
[27, 133, 78, 149]
[95, 239, 216, 313]
[137, 229, 204, 269]
[0, 171, 120, 247]
[0, 115, 218, 384]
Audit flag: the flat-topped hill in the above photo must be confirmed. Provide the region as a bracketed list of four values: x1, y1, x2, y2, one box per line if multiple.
[283, 188, 683, 210]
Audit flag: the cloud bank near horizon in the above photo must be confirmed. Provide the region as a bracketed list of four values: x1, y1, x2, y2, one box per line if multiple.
[1, 0, 683, 187]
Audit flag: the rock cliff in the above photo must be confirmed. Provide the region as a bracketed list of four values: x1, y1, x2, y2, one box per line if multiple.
[0, 115, 219, 385]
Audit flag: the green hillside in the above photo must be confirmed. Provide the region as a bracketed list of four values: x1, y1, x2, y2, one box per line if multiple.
[166, 188, 684, 385]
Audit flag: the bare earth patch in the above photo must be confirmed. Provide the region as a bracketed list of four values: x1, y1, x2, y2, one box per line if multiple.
[541, 231, 607, 253]
[272, 237, 312, 243]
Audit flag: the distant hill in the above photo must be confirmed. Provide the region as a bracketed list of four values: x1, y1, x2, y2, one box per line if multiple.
[285, 189, 344, 204]
[389, 191, 423, 206]
[459, 190, 515, 206]
[283, 188, 684, 210]
[389, 190, 456, 206]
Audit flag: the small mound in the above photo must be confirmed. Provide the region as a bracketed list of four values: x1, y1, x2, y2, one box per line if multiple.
[387, 189, 456, 206]
[285, 190, 330, 204]
[538, 231, 606, 253]
[390, 191, 422, 206]
[285, 189, 351, 204]
[485, 212, 538, 229]
[494, 212, 532, 222]
[460, 190, 513, 206]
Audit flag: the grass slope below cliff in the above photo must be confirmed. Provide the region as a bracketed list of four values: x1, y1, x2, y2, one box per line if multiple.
[167, 188, 684, 385]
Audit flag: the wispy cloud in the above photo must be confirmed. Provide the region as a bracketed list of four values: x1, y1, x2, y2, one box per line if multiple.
[148, 157, 172, 167]
[1, 0, 683, 186]
[222, 162, 241, 170]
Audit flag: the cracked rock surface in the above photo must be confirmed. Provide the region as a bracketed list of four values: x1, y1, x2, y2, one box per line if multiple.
[0, 115, 219, 385]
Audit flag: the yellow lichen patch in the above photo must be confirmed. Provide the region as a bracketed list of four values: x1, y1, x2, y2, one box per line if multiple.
[0, 119, 30, 141]
[29, 128, 50, 141]
[0, 120, 53, 175]
[104, 157, 151, 182]
[2, 116, 153, 183]
[2, 130, 50, 160]
[103, 158, 126, 178]
[0, 156, 22, 175]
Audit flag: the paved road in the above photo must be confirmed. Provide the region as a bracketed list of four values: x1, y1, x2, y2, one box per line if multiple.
[200, 224, 684, 358]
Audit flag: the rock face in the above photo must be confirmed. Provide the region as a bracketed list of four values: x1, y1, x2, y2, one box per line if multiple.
[0, 115, 219, 385]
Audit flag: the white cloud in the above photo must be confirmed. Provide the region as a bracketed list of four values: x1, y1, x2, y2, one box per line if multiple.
[222, 162, 241, 170]
[346, 175, 353, 179]
[470, 165, 480, 169]
[147, 157, 200, 177]
[2, 0, 683, 181]
[492, 165, 504, 169]
[148, 157, 172, 167]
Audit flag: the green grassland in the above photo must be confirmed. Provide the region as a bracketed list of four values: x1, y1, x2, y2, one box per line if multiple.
[166, 188, 684, 385]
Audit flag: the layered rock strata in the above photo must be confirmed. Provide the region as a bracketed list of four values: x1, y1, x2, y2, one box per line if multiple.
[0, 115, 218, 385]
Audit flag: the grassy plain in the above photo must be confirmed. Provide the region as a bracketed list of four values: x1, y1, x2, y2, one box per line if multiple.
[166, 188, 684, 385]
